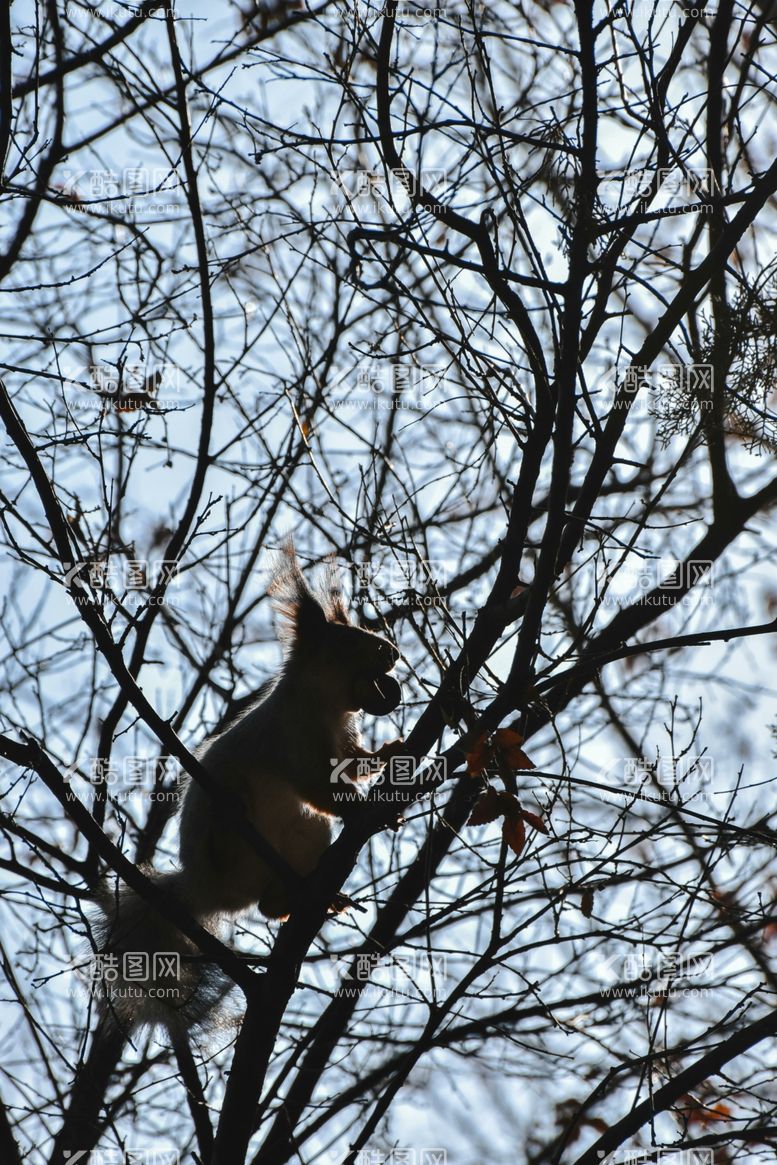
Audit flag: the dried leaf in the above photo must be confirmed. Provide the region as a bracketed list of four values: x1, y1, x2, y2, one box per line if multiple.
[54, 185, 83, 207]
[502, 814, 526, 857]
[468, 787, 503, 826]
[513, 750, 535, 770]
[587, 1118, 609, 1135]
[521, 809, 548, 835]
[494, 727, 523, 748]
[494, 728, 534, 770]
[681, 1099, 731, 1127]
[466, 734, 491, 777]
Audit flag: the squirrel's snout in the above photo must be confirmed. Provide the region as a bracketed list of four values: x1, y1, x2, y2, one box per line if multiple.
[381, 640, 400, 670]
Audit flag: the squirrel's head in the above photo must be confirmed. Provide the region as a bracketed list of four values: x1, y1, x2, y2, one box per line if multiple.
[269, 541, 401, 715]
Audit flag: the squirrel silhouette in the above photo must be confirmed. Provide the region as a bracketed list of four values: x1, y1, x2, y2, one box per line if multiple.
[94, 542, 402, 1032]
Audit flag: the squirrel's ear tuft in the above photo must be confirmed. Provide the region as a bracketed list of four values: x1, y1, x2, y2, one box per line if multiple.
[295, 589, 329, 642]
[268, 537, 333, 647]
[322, 557, 351, 625]
[268, 538, 309, 642]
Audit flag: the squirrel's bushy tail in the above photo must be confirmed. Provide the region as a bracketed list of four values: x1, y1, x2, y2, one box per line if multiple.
[93, 870, 231, 1034]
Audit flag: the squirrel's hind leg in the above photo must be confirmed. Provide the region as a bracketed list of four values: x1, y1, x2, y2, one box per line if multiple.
[281, 809, 334, 873]
[259, 880, 291, 920]
[258, 812, 334, 920]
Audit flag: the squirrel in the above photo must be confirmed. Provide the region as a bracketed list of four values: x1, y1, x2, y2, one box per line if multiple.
[93, 542, 402, 1033]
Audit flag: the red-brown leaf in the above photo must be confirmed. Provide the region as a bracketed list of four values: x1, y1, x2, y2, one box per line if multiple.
[681, 1099, 731, 1127]
[494, 729, 534, 770]
[513, 750, 535, 770]
[502, 815, 527, 857]
[468, 787, 503, 826]
[521, 809, 548, 834]
[466, 734, 491, 777]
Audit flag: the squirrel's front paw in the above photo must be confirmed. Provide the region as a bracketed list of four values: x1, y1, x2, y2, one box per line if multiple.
[374, 738, 406, 764]
[328, 891, 366, 916]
